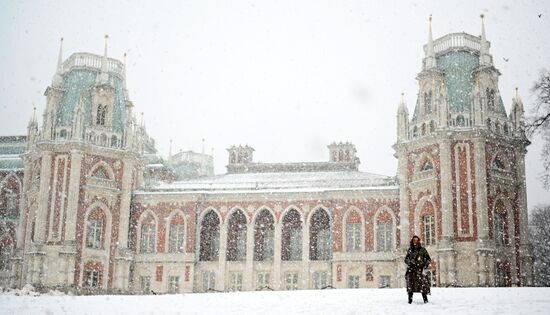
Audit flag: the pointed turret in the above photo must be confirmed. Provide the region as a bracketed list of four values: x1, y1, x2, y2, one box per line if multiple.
[122, 52, 130, 99]
[27, 106, 38, 148]
[510, 87, 525, 131]
[52, 38, 64, 87]
[479, 14, 492, 66]
[397, 92, 409, 141]
[97, 34, 110, 85]
[425, 15, 436, 70]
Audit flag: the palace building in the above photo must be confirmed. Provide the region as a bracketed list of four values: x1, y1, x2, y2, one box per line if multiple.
[0, 18, 533, 293]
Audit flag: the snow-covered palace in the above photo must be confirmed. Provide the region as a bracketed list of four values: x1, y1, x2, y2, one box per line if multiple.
[0, 18, 534, 293]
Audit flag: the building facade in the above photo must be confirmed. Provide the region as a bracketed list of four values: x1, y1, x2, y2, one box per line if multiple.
[0, 19, 533, 293]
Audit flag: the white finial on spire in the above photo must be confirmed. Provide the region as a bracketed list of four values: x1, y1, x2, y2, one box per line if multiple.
[425, 15, 436, 70]
[480, 14, 491, 66]
[169, 139, 173, 160]
[52, 37, 64, 87]
[98, 34, 110, 84]
[202, 138, 205, 154]
[57, 37, 64, 73]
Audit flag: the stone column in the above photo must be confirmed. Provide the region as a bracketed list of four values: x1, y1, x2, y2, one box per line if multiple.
[273, 222, 282, 290]
[516, 147, 532, 286]
[437, 138, 456, 286]
[396, 147, 410, 249]
[217, 222, 228, 291]
[35, 151, 53, 243]
[244, 223, 254, 290]
[64, 150, 82, 241]
[113, 158, 136, 291]
[473, 136, 491, 286]
[118, 158, 135, 248]
[301, 224, 310, 289]
[14, 156, 33, 288]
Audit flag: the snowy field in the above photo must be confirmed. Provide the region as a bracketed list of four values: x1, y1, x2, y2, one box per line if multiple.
[1, 287, 550, 315]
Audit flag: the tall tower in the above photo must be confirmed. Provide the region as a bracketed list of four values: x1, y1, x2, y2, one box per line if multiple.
[16, 36, 148, 291]
[394, 16, 532, 287]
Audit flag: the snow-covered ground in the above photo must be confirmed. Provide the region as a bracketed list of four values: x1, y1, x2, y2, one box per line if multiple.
[1, 287, 549, 315]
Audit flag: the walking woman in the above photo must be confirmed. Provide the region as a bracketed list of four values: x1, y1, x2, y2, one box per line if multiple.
[404, 235, 431, 304]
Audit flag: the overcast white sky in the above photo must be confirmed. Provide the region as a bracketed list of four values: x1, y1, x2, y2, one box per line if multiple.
[1, 0, 549, 208]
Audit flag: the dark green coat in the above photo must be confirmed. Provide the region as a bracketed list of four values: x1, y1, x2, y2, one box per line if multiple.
[404, 246, 431, 294]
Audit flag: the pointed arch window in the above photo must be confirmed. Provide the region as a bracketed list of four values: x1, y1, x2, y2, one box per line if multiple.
[421, 160, 434, 172]
[310, 209, 331, 261]
[282, 209, 302, 261]
[227, 210, 247, 261]
[492, 156, 507, 171]
[140, 215, 157, 254]
[254, 209, 275, 261]
[199, 210, 220, 261]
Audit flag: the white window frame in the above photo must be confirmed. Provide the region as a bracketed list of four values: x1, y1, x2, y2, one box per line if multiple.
[202, 271, 216, 292]
[86, 219, 103, 249]
[84, 270, 100, 288]
[229, 272, 243, 292]
[140, 276, 151, 293]
[168, 276, 180, 294]
[379, 275, 391, 288]
[423, 215, 435, 246]
[169, 223, 185, 253]
[141, 224, 156, 253]
[312, 271, 329, 289]
[257, 272, 271, 290]
[346, 222, 362, 252]
[347, 275, 360, 289]
[285, 272, 299, 290]
[376, 222, 393, 252]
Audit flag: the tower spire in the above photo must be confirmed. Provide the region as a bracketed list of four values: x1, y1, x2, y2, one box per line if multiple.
[52, 37, 64, 87]
[425, 15, 436, 70]
[122, 52, 130, 99]
[479, 14, 491, 66]
[57, 37, 64, 73]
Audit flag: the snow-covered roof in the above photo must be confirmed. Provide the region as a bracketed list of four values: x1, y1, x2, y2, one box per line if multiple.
[138, 170, 396, 194]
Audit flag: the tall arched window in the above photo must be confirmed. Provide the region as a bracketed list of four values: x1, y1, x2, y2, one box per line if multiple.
[226, 209, 247, 261]
[140, 214, 156, 254]
[282, 209, 302, 261]
[376, 209, 393, 252]
[199, 210, 220, 261]
[345, 210, 362, 252]
[96, 105, 107, 126]
[494, 200, 508, 246]
[421, 123, 426, 136]
[254, 209, 275, 261]
[86, 208, 105, 249]
[310, 209, 331, 261]
[168, 214, 185, 253]
[423, 215, 435, 246]
[424, 91, 432, 113]
[429, 121, 435, 133]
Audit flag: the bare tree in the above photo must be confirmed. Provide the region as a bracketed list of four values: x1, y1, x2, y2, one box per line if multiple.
[527, 69, 550, 189]
[530, 204, 550, 286]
